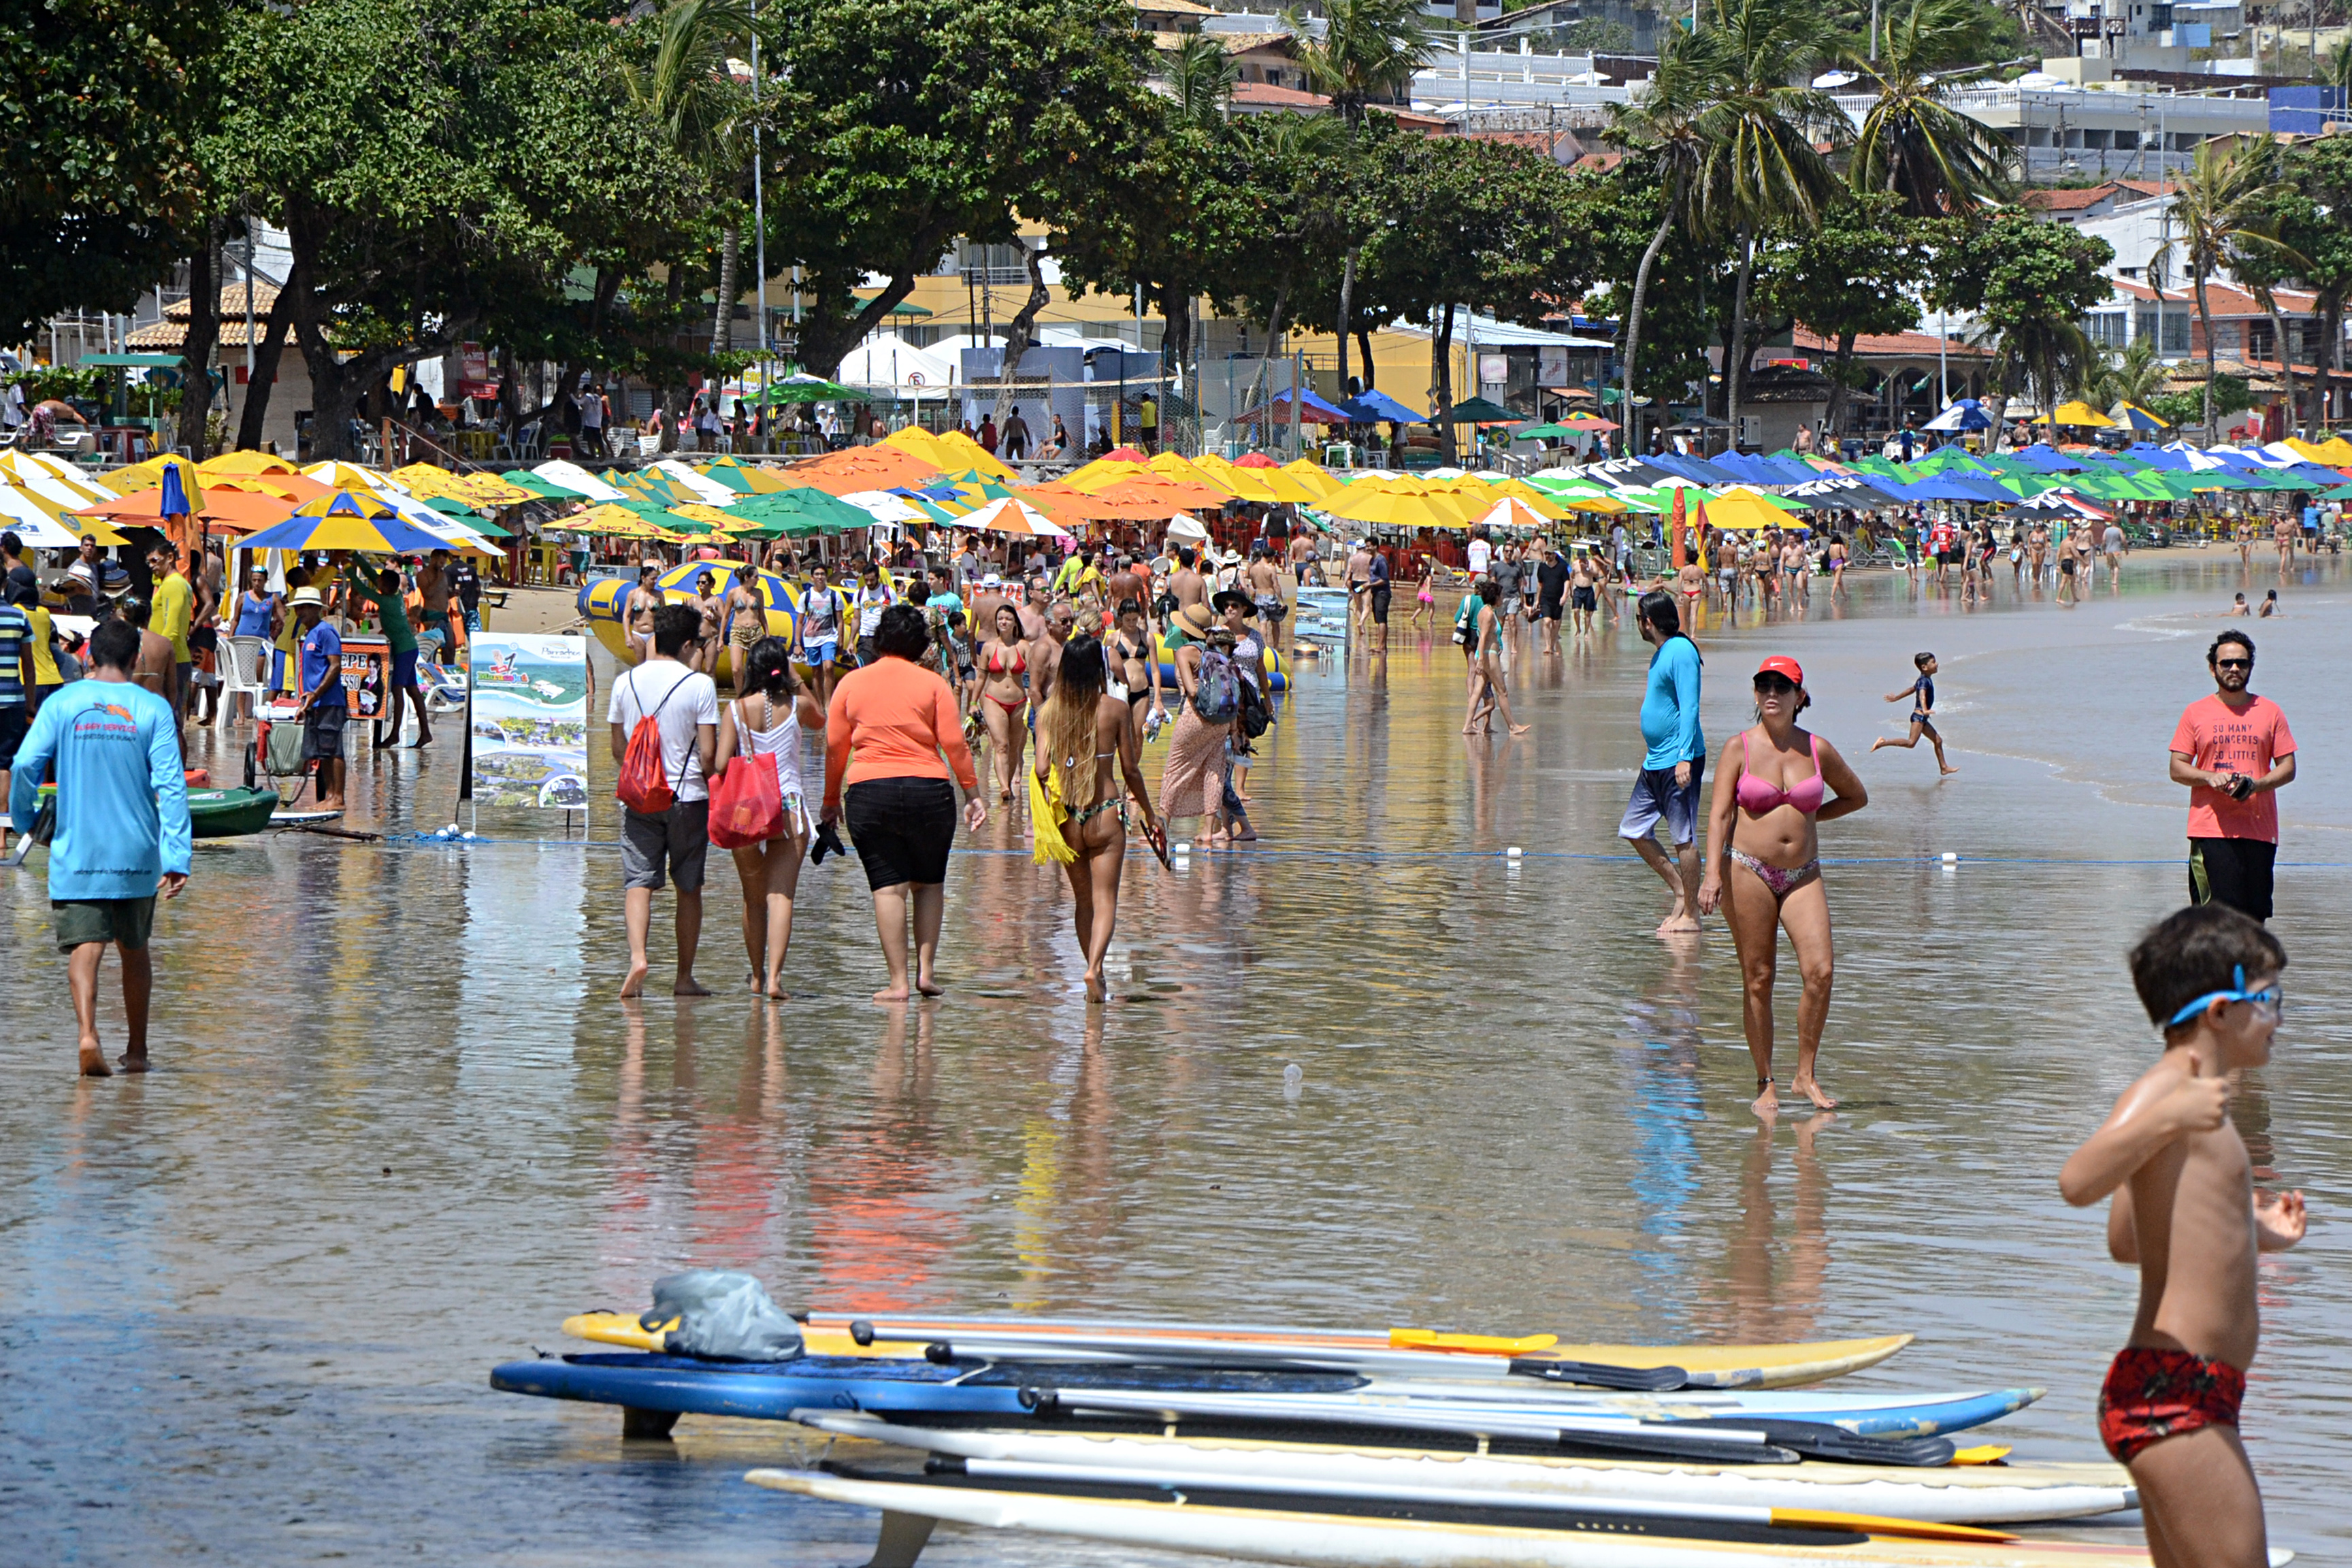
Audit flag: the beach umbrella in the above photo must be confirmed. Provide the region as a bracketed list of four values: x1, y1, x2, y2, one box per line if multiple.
[1701, 492, 1799, 531]
[836, 490, 934, 525]
[239, 493, 456, 555]
[78, 485, 293, 535]
[1471, 497, 1555, 533]
[759, 373, 861, 404]
[2051, 400, 2115, 428]
[2110, 402, 2169, 432]
[1232, 452, 1280, 470]
[1337, 388, 1426, 424]
[1, 483, 127, 546]
[649, 458, 739, 506]
[1240, 387, 1352, 426]
[1440, 395, 1520, 425]
[300, 460, 403, 495]
[1512, 423, 1579, 442]
[1922, 399, 1992, 432]
[1164, 513, 1211, 543]
[958, 496, 1071, 538]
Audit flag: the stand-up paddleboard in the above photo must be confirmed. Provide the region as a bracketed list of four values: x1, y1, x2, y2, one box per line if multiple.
[491, 1353, 2037, 1444]
[566, 1311, 1913, 1390]
[746, 1469, 2296, 1568]
[792, 1414, 2136, 1526]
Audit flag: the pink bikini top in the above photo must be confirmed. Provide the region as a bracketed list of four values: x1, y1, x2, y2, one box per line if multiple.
[1735, 730, 1826, 816]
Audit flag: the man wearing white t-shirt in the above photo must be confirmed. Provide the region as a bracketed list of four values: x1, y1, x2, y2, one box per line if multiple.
[608, 603, 719, 996]
[1466, 528, 1492, 578]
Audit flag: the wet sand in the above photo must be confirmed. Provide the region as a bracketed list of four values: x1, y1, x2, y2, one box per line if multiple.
[3, 547, 2345, 1565]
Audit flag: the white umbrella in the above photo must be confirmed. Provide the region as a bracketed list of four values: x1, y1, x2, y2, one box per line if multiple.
[838, 489, 931, 524]
[533, 459, 629, 502]
[960, 496, 1071, 539]
[651, 459, 738, 505]
[1164, 512, 1210, 543]
[0, 484, 87, 546]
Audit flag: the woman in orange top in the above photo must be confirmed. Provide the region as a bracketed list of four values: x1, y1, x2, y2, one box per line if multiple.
[822, 604, 986, 1002]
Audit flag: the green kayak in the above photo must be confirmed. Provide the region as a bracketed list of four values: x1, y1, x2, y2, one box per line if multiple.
[33, 783, 282, 838]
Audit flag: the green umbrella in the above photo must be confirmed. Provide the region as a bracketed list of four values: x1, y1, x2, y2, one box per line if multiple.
[1441, 396, 1520, 424]
[759, 374, 860, 404]
[500, 468, 587, 500]
[1514, 423, 1580, 441]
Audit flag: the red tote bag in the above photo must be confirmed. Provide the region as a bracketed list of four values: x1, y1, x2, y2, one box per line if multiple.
[708, 752, 784, 849]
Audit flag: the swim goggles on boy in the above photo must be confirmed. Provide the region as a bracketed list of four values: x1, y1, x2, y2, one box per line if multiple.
[2166, 965, 2284, 1027]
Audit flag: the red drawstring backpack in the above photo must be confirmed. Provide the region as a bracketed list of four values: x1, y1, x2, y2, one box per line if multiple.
[615, 670, 690, 815]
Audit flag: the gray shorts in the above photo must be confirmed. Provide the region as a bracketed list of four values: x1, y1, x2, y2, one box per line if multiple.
[621, 800, 710, 892]
[1620, 757, 1705, 846]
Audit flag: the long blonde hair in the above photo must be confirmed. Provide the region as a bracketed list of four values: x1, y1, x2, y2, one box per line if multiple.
[1038, 634, 1108, 809]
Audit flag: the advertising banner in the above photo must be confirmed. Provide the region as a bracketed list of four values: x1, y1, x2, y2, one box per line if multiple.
[467, 634, 591, 811]
[1291, 585, 1353, 648]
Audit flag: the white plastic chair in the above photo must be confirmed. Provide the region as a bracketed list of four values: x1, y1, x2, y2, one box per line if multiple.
[216, 635, 273, 729]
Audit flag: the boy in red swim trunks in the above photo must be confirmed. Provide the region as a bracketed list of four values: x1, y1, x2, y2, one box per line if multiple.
[2059, 904, 2306, 1568]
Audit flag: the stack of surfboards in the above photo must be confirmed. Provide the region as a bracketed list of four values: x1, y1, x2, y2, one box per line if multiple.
[489, 1310, 2240, 1568]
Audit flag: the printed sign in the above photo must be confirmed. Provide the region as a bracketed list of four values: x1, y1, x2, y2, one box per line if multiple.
[468, 633, 591, 811]
[1291, 585, 1352, 647]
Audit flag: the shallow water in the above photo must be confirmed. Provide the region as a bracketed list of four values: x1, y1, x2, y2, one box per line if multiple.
[4, 546, 2347, 1566]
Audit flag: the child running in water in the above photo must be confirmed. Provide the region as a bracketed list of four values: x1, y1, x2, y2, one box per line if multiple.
[1869, 651, 1957, 774]
[2059, 905, 2305, 1568]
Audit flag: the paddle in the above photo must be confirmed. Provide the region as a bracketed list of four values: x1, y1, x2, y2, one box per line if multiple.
[1673, 1417, 1957, 1468]
[938, 1455, 2019, 1546]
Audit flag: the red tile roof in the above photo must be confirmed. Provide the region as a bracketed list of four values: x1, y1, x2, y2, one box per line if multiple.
[1228, 80, 1330, 109]
[2023, 184, 2121, 212]
[2106, 278, 2318, 315]
[1792, 327, 1992, 358]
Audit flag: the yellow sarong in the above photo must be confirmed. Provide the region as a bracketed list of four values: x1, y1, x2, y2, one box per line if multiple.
[1028, 769, 1076, 864]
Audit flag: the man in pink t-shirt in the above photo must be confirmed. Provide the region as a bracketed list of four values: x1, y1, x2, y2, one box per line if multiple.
[2168, 630, 2296, 921]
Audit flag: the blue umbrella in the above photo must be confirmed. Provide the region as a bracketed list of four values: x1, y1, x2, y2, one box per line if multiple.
[1923, 399, 1992, 433]
[1339, 388, 1427, 424]
[159, 463, 191, 518]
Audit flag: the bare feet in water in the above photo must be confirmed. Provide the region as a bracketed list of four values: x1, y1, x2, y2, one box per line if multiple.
[1083, 970, 1107, 1004]
[1751, 1079, 1780, 1119]
[1656, 910, 1701, 935]
[1791, 1073, 1838, 1110]
[672, 976, 710, 996]
[118, 1051, 150, 1074]
[79, 1043, 111, 1077]
[619, 962, 649, 999]
[872, 983, 912, 1002]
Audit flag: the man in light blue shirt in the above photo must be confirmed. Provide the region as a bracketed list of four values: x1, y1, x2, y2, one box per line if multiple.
[1620, 589, 1704, 935]
[9, 619, 191, 1076]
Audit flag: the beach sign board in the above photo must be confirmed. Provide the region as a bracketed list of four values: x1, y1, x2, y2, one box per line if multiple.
[466, 633, 591, 811]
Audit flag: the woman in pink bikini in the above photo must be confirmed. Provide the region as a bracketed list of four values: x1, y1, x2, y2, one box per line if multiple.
[1695, 656, 1868, 1117]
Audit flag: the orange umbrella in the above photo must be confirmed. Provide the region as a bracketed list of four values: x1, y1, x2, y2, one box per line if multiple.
[76, 486, 296, 534]
[1088, 476, 1229, 512]
[787, 446, 940, 495]
[1015, 482, 1148, 523]
[202, 472, 340, 505]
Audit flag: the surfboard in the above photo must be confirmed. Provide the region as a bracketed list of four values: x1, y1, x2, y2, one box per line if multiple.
[747, 1469, 2287, 1568]
[566, 1311, 1912, 1390]
[791, 1414, 2136, 1526]
[491, 1353, 2038, 1441]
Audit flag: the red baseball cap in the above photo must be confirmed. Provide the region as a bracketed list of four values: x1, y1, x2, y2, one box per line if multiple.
[1756, 655, 1805, 685]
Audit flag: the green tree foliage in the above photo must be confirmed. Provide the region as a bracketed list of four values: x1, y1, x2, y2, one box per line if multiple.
[1604, 31, 1718, 448]
[1753, 193, 1931, 434]
[2255, 139, 2352, 436]
[761, 0, 1162, 378]
[211, 0, 700, 457]
[1578, 167, 1719, 434]
[2153, 140, 2292, 441]
[1929, 211, 2113, 434]
[0, 0, 216, 342]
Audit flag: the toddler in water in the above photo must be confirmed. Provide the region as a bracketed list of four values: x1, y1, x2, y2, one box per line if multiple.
[2059, 905, 2306, 1568]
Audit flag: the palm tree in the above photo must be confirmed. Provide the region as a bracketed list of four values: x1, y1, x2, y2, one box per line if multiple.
[1166, 35, 1237, 133]
[2082, 334, 2166, 412]
[1288, 0, 1432, 404]
[1845, 0, 2018, 218]
[1605, 31, 1716, 455]
[2153, 139, 2293, 442]
[623, 0, 755, 358]
[1693, 0, 1848, 450]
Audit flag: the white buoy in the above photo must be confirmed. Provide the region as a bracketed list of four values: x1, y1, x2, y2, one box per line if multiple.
[1505, 846, 1524, 860]
[1942, 851, 1959, 864]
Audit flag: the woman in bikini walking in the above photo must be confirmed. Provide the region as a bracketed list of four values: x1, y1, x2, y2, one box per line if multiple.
[977, 602, 1032, 802]
[1696, 656, 1868, 1117]
[1032, 634, 1161, 1002]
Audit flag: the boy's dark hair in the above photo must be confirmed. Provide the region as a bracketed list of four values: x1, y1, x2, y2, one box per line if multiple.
[2129, 905, 2287, 1034]
[650, 602, 701, 657]
[873, 602, 930, 659]
[86, 618, 140, 672]
[1175, 546, 1195, 568]
[2209, 630, 2254, 664]
[120, 593, 152, 627]
[1914, 651, 1935, 669]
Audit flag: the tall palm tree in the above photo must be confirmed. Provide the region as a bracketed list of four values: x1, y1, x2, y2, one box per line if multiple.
[1289, 0, 1432, 403]
[2153, 139, 2293, 441]
[1845, 0, 2017, 218]
[2082, 334, 2166, 410]
[623, 0, 755, 357]
[1693, 0, 1848, 450]
[1605, 31, 1716, 454]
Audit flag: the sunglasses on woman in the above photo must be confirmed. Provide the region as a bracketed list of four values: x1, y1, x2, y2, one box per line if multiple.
[1754, 674, 1799, 695]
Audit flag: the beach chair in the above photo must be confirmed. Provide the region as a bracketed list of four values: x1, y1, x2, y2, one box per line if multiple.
[214, 635, 272, 730]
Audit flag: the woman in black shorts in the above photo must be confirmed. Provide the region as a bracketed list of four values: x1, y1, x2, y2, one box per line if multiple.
[821, 604, 986, 1001]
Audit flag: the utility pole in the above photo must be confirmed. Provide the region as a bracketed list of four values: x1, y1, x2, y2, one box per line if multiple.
[750, 0, 768, 412]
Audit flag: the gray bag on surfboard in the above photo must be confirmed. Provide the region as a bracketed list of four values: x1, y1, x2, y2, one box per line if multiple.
[645, 1271, 805, 1362]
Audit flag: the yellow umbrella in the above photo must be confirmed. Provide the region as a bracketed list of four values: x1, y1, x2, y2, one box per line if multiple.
[0, 480, 129, 544]
[668, 502, 745, 530]
[198, 450, 298, 478]
[7, 451, 128, 504]
[1554, 492, 1630, 515]
[302, 460, 400, 495]
[2052, 400, 2115, 428]
[1321, 485, 1475, 531]
[1061, 457, 1149, 493]
[389, 461, 538, 508]
[1283, 459, 1342, 500]
[1146, 451, 1238, 498]
[2293, 435, 2352, 466]
[1471, 477, 1572, 520]
[1699, 493, 1793, 531]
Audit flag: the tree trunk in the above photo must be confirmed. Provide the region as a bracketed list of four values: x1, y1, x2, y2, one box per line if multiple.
[1356, 326, 1376, 387]
[990, 242, 1052, 434]
[1336, 245, 1359, 402]
[2195, 271, 2217, 442]
[711, 227, 740, 355]
[1724, 226, 1753, 458]
[1823, 329, 1858, 442]
[233, 275, 297, 454]
[1431, 302, 1456, 463]
[2321, 295, 2346, 435]
[794, 270, 919, 382]
[176, 223, 223, 458]
[1252, 284, 1290, 448]
[1620, 178, 1679, 459]
[2259, 299, 2296, 440]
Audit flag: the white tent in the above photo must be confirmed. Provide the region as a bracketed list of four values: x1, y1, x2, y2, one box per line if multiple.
[838, 339, 957, 391]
